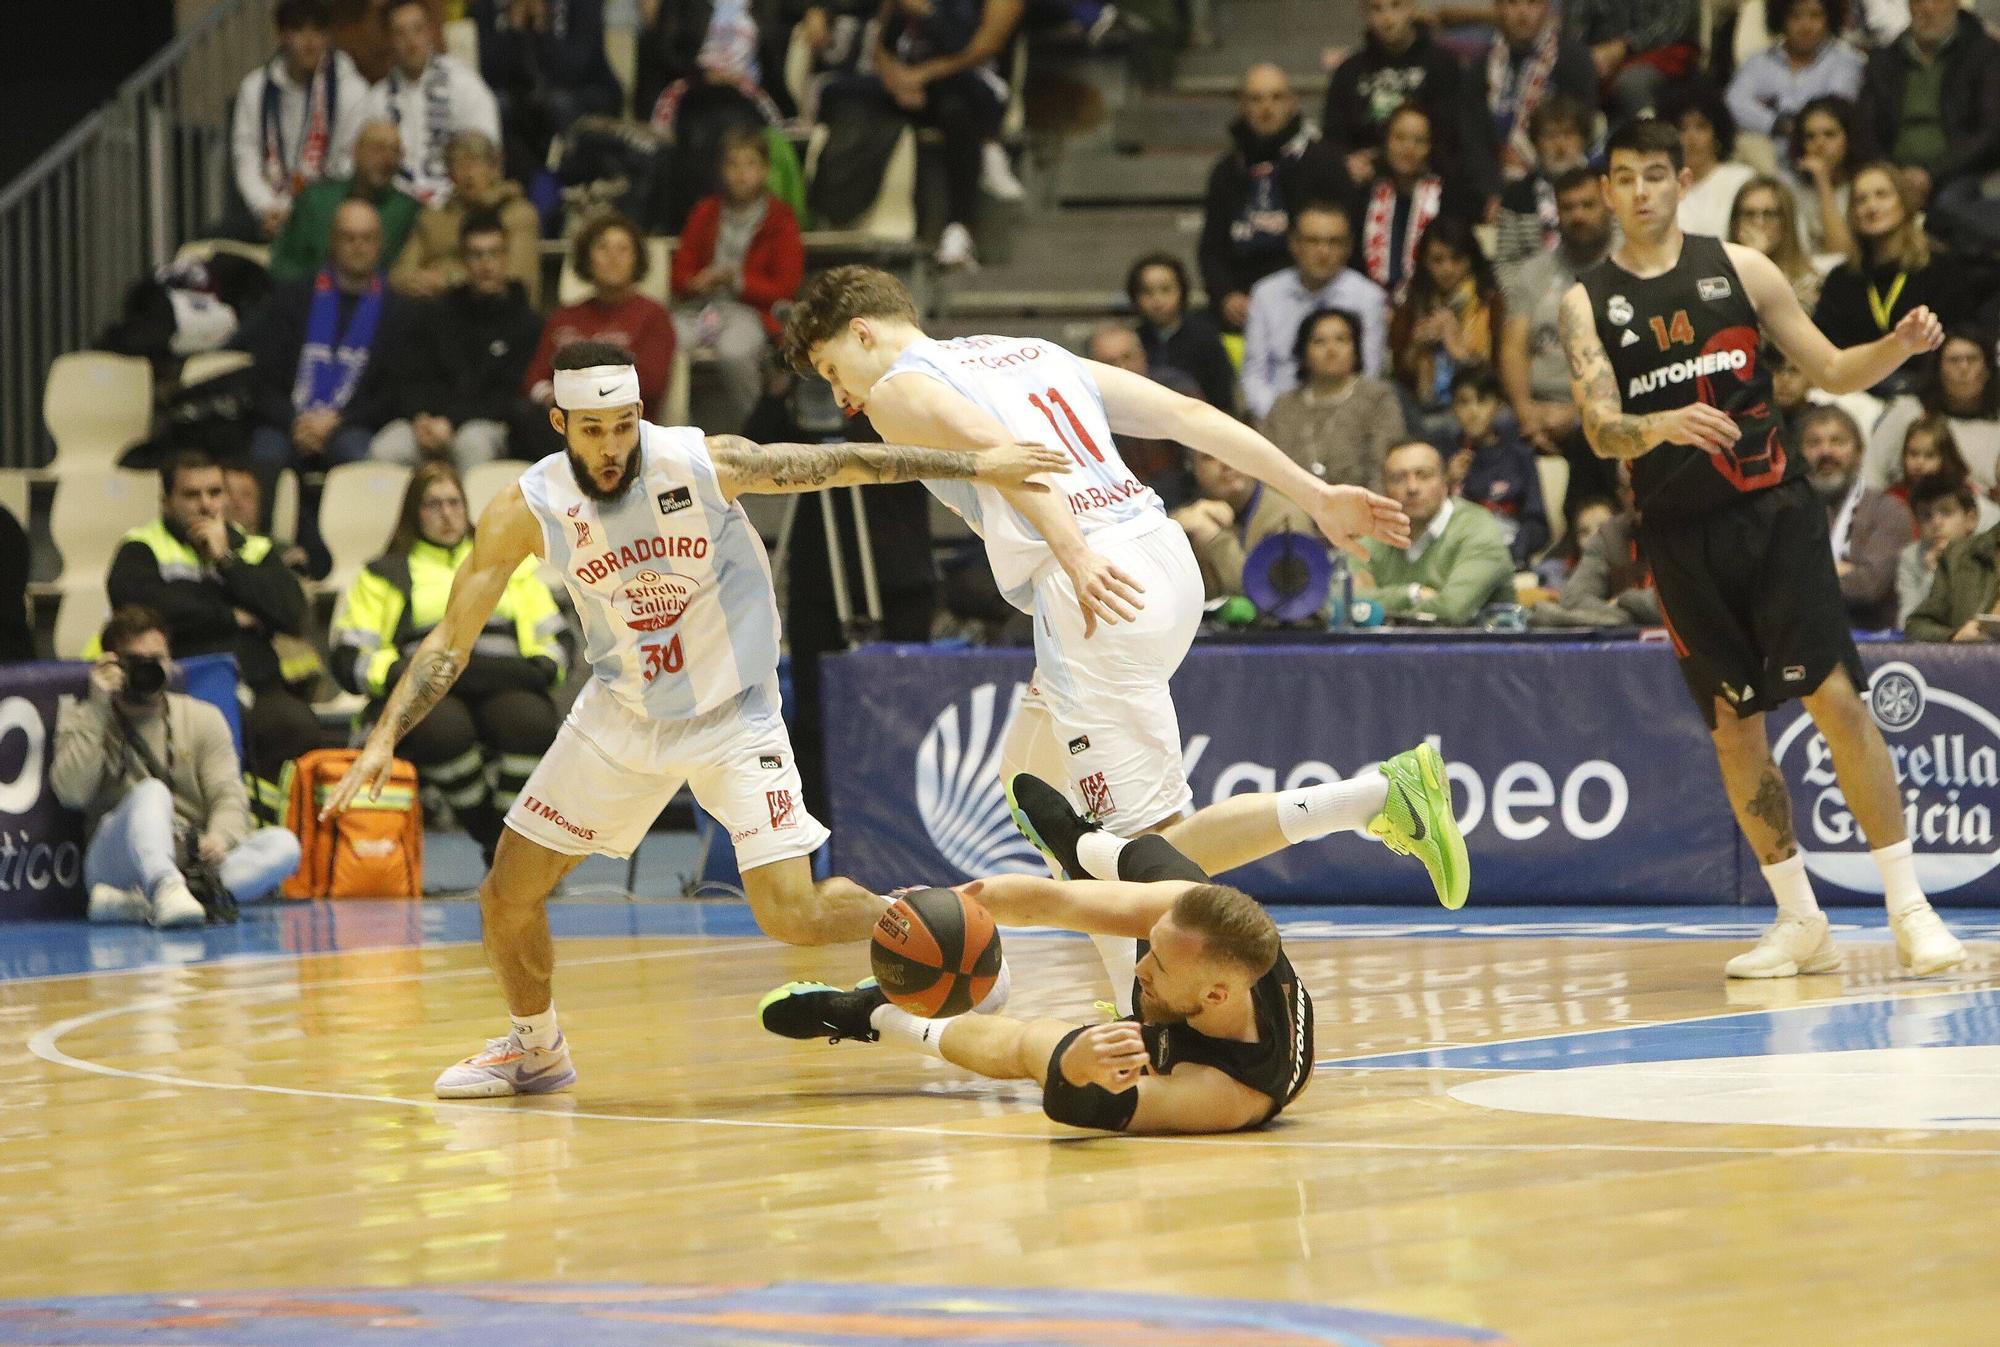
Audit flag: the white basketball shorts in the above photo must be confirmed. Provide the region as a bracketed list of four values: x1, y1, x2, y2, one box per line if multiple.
[504, 677, 830, 869]
[1022, 515, 1203, 834]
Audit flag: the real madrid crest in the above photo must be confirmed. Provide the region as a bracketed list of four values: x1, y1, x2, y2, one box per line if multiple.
[1607, 294, 1633, 327]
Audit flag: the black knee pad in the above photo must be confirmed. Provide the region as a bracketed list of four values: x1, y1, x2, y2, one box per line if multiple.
[1042, 1026, 1141, 1132]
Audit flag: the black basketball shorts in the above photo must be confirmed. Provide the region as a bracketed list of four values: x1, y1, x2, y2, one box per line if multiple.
[1638, 477, 1866, 729]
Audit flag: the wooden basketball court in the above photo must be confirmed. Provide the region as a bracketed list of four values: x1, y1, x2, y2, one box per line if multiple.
[5, 901, 1998, 1346]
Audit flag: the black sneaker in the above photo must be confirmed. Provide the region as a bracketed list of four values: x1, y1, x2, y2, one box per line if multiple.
[1005, 772, 1095, 879]
[758, 979, 887, 1043]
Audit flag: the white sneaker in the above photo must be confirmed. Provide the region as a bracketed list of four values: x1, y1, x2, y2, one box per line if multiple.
[936, 221, 978, 269]
[150, 875, 206, 928]
[88, 884, 151, 925]
[1891, 903, 1966, 976]
[1724, 913, 1841, 979]
[981, 142, 1024, 201]
[434, 1032, 577, 1098]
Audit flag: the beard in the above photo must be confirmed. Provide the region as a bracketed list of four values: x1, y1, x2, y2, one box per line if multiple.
[567, 445, 643, 502]
[1809, 464, 1855, 503]
[1137, 987, 1195, 1026]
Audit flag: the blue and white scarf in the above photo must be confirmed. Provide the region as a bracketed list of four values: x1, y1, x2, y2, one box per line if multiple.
[292, 270, 384, 414]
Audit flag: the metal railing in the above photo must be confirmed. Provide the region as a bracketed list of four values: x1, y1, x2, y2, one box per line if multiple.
[0, 0, 271, 468]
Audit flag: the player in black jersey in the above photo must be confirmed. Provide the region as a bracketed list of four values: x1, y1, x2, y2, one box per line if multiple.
[760, 775, 1317, 1135]
[1559, 117, 1965, 980]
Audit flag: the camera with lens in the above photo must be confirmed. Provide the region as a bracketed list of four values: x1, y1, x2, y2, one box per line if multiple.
[117, 653, 169, 702]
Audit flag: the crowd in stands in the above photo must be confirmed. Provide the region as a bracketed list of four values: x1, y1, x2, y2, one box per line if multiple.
[21, 0, 2000, 900]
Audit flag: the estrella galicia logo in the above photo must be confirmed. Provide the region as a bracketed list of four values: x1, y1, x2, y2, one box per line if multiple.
[915, 682, 1046, 878]
[1773, 661, 2000, 895]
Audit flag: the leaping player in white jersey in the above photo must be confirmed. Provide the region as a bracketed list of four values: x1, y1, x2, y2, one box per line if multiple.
[320, 340, 1071, 1097]
[786, 269, 1467, 1011]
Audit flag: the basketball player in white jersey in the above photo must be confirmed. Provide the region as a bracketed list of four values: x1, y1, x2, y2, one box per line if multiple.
[786, 269, 1433, 1009]
[320, 340, 1071, 1097]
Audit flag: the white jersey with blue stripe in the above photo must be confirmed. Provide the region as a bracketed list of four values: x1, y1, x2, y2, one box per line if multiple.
[520, 423, 780, 720]
[878, 335, 1163, 607]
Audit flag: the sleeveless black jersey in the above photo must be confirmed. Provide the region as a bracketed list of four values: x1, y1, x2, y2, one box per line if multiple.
[1578, 233, 1802, 518]
[1138, 948, 1315, 1122]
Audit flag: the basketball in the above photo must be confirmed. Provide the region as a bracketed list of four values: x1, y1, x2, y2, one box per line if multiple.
[870, 887, 1003, 1018]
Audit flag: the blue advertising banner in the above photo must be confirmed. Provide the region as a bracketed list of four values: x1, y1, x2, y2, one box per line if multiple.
[821, 640, 2000, 907]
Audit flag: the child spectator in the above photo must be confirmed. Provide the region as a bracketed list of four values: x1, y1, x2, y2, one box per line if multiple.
[1449, 363, 1548, 566]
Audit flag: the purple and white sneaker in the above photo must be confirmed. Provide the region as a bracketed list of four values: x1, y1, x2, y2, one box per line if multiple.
[433, 1032, 577, 1098]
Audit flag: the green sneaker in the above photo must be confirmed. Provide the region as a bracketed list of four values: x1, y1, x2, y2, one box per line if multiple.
[1368, 742, 1470, 910]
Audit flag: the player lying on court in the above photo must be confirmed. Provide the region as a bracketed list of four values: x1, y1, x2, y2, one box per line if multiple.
[759, 746, 1465, 1135]
[320, 340, 1071, 1098]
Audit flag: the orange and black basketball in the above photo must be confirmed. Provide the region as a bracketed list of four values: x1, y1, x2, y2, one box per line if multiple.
[870, 887, 1003, 1018]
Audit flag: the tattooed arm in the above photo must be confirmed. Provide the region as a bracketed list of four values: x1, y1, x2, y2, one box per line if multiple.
[1559, 283, 1741, 462]
[319, 484, 543, 817]
[705, 435, 1070, 501]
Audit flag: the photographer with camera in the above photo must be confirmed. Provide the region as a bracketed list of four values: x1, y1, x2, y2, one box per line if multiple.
[51, 607, 303, 926]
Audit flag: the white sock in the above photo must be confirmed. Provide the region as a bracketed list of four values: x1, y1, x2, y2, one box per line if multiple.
[1760, 853, 1821, 923]
[1091, 933, 1136, 1015]
[1075, 831, 1127, 880]
[870, 1002, 953, 1056]
[1871, 838, 1926, 918]
[973, 958, 1012, 1014]
[511, 1004, 559, 1050]
[1276, 770, 1390, 843]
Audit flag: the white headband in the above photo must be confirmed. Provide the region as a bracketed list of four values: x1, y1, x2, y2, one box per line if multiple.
[553, 364, 642, 411]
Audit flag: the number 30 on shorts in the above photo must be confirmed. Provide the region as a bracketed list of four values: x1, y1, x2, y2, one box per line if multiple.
[641, 636, 684, 682]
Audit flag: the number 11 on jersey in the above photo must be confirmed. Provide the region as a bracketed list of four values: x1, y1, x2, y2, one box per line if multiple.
[1028, 389, 1105, 467]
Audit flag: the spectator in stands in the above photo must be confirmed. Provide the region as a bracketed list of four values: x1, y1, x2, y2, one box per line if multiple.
[824, 0, 1026, 269]
[636, 0, 786, 230]
[1197, 63, 1346, 334]
[670, 128, 804, 435]
[1783, 95, 1865, 259]
[1770, 342, 1813, 428]
[1728, 176, 1821, 311]
[1127, 253, 1236, 411]
[106, 451, 319, 808]
[1261, 308, 1406, 492]
[330, 462, 564, 864]
[363, 0, 503, 207]
[471, 0, 623, 181]
[1882, 415, 2000, 529]
[1564, 0, 1700, 124]
[1500, 167, 1615, 499]
[269, 120, 422, 282]
[1536, 492, 1617, 589]
[1448, 363, 1547, 566]
[1480, 0, 1598, 189]
[1815, 163, 1971, 396]
[375, 209, 543, 470]
[524, 213, 676, 426]
[1390, 216, 1503, 442]
[1801, 403, 1913, 629]
[1242, 203, 1389, 419]
[1858, 0, 2000, 252]
[0, 506, 30, 663]
[1554, 501, 1659, 625]
[1865, 330, 2000, 492]
[1903, 505, 2000, 642]
[226, 0, 369, 242]
[1353, 104, 1479, 303]
[220, 465, 311, 576]
[1323, 0, 1477, 193]
[1085, 324, 1198, 510]
[391, 130, 544, 303]
[1173, 451, 1316, 601]
[241, 198, 422, 572]
[1493, 94, 1596, 267]
[51, 606, 302, 926]
[1726, 0, 1864, 145]
[1899, 476, 1981, 626]
[1353, 440, 1516, 623]
[1665, 84, 1756, 239]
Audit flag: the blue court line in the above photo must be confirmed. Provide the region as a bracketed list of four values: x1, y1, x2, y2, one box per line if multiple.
[1318, 987, 2000, 1072]
[3, 901, 1997, 984]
